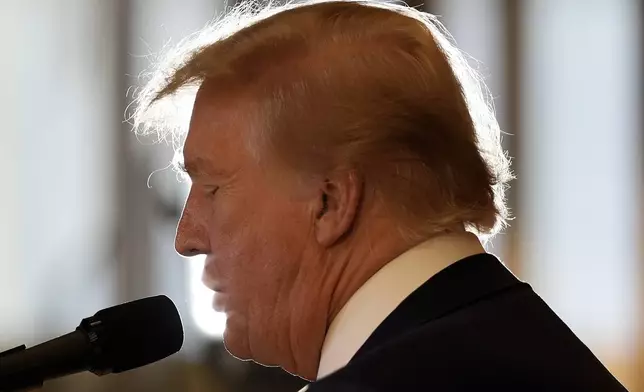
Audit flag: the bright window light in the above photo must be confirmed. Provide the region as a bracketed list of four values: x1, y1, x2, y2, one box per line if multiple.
[189, 255, 226, 338]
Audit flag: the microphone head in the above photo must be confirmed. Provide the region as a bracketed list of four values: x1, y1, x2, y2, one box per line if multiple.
[80, 295, 184, 374]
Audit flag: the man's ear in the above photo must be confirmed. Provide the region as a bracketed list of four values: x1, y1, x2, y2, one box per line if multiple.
[314, 170, 363, 247]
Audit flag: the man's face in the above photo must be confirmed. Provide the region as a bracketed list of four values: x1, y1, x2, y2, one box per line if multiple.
[175, 87, 327, 373]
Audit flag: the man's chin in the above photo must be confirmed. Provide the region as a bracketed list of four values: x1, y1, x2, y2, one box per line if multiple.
[220, 316, 308, 377]
[221, 328, 253, 361]
[222, 326, 293, 373]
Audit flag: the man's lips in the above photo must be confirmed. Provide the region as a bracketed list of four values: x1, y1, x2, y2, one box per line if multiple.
[202, 256, 223, 290]
[201, 267, 229, 312]
[201, 271, 225, 293]
[202, 258, 228, 312]
[212, 292, 228, 312]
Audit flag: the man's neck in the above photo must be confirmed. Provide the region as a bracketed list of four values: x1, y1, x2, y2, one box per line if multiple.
[323, 229, 421, 324]
[317, 231, 485, 379]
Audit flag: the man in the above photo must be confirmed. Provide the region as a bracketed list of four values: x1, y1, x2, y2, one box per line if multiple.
[133, 1, 626, 390]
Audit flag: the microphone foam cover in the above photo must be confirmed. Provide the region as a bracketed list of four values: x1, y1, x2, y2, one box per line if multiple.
[87, 295, 184, 373]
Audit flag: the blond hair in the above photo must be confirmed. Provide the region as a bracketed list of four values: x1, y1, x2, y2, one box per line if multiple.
[132, 0, 513, 241]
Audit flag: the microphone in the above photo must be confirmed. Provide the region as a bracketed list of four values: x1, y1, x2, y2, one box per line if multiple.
[0, 295, 184, 391]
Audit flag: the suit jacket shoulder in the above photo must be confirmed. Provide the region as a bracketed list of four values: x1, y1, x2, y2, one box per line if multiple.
[309, 254, 626, 392]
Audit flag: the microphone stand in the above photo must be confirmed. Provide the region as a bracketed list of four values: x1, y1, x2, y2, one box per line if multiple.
[0, 344, 42, 392]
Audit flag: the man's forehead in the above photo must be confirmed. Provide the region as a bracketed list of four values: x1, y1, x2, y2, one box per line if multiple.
[182, 117, 248, 179]
[188, 84, 253, 137]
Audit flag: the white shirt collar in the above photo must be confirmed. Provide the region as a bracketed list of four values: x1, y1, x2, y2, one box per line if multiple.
[316, 232, 486, 379]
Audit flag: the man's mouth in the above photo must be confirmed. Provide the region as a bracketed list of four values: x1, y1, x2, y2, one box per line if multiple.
[212, 292, 228, 312]
[201, 269, 225, 293]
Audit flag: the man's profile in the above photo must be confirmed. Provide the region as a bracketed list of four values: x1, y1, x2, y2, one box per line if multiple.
[133, 1, 626, 390]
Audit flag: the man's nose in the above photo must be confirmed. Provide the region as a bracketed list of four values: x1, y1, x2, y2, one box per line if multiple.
[175, 210, 209, 257]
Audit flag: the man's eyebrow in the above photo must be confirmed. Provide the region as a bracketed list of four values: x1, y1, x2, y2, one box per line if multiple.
[178, 158, 203, 177]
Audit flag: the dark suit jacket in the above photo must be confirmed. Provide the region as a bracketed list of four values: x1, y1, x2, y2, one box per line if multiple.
[308, 253, 627, 391]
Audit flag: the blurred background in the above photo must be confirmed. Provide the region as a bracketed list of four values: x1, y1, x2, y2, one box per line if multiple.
[0, 0, 642, 391]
